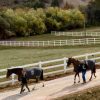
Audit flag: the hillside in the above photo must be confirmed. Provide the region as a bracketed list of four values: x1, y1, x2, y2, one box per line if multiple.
[46, 0, 89, 8]
[0, 0, 90, 9]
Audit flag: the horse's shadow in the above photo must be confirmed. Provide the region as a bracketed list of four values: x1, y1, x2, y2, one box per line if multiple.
[1, 89, 37, 100]
[1, 92, 26, 100]
[50, 80, 91, 96]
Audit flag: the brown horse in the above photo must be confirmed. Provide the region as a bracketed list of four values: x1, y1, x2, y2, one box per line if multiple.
[6, 67, 44, 90]
[67, 57, 96, 84]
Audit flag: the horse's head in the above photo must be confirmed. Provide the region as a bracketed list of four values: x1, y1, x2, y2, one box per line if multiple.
[67, 57, 73, 67]
[6, 69, 12, 78]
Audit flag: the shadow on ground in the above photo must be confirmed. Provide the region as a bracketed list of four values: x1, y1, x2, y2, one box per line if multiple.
[50, 80, 92, 96]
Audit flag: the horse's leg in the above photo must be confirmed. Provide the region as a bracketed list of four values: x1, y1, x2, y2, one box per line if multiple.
[89, 70, 93, 81]
[42, 81, 44, 87]
[74, 73, 77, 84]
[78, 73, 80, 83]
[32, 83, 37, 90]
[94, 65, 96, 78]
[94, 73, 96, 78]
[32, 78, 38, 90]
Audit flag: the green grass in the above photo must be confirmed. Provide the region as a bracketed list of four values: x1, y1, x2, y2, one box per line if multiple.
[0, 44, 100, 70]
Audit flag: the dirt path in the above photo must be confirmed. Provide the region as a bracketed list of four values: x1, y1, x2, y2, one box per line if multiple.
[1, 69, 100, 100]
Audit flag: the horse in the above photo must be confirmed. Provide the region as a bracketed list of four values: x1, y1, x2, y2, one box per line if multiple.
[6, 67, 44, 90]
[67, 57, 96, 84]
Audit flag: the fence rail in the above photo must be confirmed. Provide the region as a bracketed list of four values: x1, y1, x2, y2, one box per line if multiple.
[0, 38, 100, 47]
[0, 52, 100, 85]
[51, 31, 100, 36]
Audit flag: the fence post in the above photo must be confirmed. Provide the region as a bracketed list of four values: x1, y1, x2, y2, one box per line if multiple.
[73, 39, 74, 45]
[14, 41, 15, 46]
[66, 40, 67, 45]
[28, 41, 29, 46]
[43, 41, 44, 46]
[12, 74, 14, 85]
[60, 40, 61, 46]
[85, 53, 88, 60]
[64, 57, 66, 73]
[94, 38, 95, 44]
[86, 38, 88, 44]
[39, 61, 42, 68]
[79, 39, 81, 44]
[10, 41, 11, 46]
[19, 41, 20, 46]
[38, 41, 39, 46]
[6, 41, 7, 45]
[33, 41, 34, 46]
[54, 40, 55, 46]
[96, 32, 97, 36]
[23, 41, 24, 46]
[55, 31, 56, 35]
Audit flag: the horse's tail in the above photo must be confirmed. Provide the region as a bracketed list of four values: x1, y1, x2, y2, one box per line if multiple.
[93, 65, 96, 73]
[40, 69, 43, 80]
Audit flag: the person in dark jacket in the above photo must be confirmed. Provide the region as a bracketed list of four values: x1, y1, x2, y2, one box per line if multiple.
[18, 69, 30, 95]
[82, 60, 88, 84]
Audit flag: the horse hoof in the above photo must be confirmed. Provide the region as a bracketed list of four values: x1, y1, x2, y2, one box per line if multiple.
[95, 76, 97, 78]
[89, 79, 91, 81]
[32, 88, 34, 90]
[43, 85, 44, 87]
[74, 82, 76, 84]
[78, 81, 80, 83]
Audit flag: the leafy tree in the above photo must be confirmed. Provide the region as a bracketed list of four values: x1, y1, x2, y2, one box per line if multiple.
[51, 0, 59, 7]
[0, 16, 10, 39]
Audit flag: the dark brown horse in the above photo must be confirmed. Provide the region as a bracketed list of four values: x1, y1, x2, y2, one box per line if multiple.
[67, 57, 96, 84]
[6, 67, 44, 90]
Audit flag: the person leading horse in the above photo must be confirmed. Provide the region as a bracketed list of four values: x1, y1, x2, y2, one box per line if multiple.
[67, 57, 96, 84]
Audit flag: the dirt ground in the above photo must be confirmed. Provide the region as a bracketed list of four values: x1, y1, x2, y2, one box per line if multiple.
[0, 71, 74, 92]
[54, 85, 100, 100]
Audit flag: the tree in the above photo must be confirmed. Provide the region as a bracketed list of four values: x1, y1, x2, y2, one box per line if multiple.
[51, 0, 59, 7]
[0, 16, 10, 39]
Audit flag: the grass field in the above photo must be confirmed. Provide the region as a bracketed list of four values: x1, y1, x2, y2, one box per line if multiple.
[0, 44, 100, 70]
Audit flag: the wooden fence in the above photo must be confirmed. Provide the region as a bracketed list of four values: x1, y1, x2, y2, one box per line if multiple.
[0, 38, 100, 47]
[51, 31, 100, 36]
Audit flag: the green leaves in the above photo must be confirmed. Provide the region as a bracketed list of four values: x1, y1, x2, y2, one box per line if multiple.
[0, 7, 85, 37]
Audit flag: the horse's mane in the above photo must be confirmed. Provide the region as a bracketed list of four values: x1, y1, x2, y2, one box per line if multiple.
[8, 68, 23, 70]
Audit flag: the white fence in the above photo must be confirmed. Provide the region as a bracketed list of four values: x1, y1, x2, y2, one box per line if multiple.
[0, 38, 100, 47]
[0, 52, 100, 85]
[51, 31, 100, 36]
